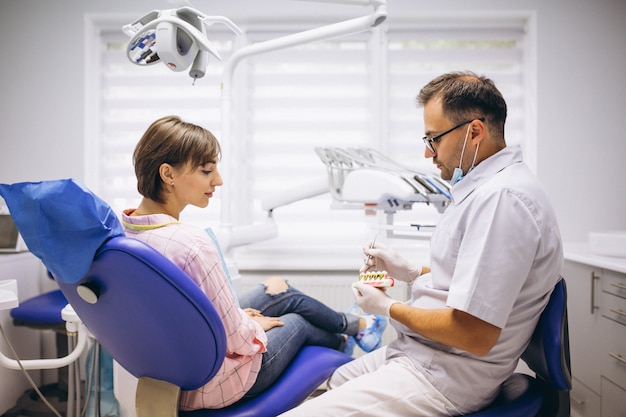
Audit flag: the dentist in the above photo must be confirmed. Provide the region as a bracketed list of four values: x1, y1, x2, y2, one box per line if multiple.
[281, 71, 564, 416]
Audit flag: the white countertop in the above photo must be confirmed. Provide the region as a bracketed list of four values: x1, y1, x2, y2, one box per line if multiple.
[564, 242, 626, 274]
[236, 241, 626, 274]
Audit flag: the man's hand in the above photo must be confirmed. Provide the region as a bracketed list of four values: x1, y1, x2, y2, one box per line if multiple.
[361, 241, 423, 283]
[352, 282, 400, 317]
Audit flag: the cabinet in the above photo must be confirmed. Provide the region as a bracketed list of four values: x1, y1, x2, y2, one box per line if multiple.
[564, 244, 626, 417]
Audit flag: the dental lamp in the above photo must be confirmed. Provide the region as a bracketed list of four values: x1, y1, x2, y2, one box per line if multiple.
[122, 6, 242, 80]
[218, 0, 387, 254]
[124, 0, 388, 289]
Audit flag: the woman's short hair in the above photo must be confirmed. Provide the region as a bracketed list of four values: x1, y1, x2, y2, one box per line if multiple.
[133, 115, 221, 203]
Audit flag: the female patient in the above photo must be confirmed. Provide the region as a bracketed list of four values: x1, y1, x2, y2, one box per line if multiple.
[121, 115, 385, 410]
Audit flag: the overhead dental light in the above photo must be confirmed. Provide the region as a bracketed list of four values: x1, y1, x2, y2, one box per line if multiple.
[123, 0, 388, 288]
[122, 6, 242, 81]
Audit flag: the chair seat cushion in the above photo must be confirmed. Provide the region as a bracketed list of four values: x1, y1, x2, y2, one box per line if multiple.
[10, 289, 68, 325]
[181, 346, 353, 417]
[465, 373, 543, 417]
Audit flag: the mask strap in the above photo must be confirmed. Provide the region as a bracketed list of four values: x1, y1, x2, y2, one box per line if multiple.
[470, 141, 480, 169]
[457, 123, 472, 170]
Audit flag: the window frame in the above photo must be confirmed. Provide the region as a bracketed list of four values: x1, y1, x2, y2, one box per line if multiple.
[84, 11, 537, 270]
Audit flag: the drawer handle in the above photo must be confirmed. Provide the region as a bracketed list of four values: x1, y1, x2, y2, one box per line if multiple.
[591, 272, 600, 314]
[611, 282, 626, 291]
[570, 395, 585, 406]
[610, 308, 626, 318]
[609, 352, 626, 365]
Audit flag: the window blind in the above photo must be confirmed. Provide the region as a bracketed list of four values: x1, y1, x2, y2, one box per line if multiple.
[90, 17, 529, 259]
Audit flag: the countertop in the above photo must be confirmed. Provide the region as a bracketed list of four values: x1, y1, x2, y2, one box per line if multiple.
[564, 242, 626, 274]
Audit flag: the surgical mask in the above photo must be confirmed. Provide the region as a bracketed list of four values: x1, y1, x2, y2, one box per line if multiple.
[450, 123, 480, 185]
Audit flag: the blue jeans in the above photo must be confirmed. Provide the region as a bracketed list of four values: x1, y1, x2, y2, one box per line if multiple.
[239, 282, 359, 397]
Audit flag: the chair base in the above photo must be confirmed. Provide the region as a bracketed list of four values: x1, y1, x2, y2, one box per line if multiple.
[136, 377, 180, 417]
[0, 382, 83, 417]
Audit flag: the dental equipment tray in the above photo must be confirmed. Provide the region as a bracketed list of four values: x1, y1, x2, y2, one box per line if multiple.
[315, 147, 450, 213]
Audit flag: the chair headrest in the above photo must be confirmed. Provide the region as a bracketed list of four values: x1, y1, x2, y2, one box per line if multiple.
[0, 179, 124, 284]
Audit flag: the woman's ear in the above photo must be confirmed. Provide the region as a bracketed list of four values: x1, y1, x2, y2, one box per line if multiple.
[159, 163, 175, 185]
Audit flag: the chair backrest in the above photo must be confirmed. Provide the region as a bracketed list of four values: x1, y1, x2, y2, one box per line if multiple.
[56, 236, 227, 390]
[521, 278, 571, 415]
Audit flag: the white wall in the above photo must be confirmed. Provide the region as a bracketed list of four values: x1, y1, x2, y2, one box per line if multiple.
[0, 0, 625, 242]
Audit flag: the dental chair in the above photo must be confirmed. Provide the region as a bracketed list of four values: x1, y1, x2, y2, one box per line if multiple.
[0, 178, 351, 417]
[464, 278, 571, 417]
[55, 236, 353, 417]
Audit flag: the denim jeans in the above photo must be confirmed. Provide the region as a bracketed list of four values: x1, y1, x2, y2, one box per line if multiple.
[239, 282, 359, 397]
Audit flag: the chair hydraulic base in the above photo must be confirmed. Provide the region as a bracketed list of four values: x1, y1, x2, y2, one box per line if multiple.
[1, 382, 85, 417]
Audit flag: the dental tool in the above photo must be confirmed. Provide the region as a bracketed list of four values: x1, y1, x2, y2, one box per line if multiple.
[363, 232, 378, 267]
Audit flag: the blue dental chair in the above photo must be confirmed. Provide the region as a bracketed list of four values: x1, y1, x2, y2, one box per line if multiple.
[0, 179, 351, 417]
[55, 236, 352, 417]
[464, 278, 571, 417]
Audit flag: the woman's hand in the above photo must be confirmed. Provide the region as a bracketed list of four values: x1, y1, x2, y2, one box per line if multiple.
[245, 308, 284, 331]
[244, 308, 261, 317]
[252, 314, 284, 331]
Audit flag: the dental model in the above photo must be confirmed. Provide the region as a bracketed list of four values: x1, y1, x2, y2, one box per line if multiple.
[356, 271, 395, 287]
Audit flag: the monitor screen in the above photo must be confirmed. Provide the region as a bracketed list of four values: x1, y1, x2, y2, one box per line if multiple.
[0, 214, 23, 252]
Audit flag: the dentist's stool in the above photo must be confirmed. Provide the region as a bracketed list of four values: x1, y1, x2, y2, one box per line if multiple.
[463, 278, 571, 417]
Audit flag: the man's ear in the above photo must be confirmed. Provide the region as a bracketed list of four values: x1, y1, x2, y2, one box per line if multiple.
[471, 119, 486, 144]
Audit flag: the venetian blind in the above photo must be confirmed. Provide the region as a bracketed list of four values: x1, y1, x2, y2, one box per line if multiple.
[90, 18, 528, 258]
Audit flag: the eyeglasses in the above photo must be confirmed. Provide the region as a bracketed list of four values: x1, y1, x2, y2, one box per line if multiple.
[422, 117, 485, 153]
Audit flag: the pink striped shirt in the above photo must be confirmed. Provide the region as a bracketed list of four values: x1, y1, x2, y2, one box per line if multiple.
[122, 210, 267, 409]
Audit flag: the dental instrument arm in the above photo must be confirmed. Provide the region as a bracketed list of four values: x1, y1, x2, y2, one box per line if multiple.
[124, 0, 389, 254]
[218, 0, 388, 256]
[215, 177, 329, 251]
[261, 177, 329, 212]
[0, 301, 88, 371]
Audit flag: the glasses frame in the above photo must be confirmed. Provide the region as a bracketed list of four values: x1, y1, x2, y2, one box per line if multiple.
[422, 117, 485, 153]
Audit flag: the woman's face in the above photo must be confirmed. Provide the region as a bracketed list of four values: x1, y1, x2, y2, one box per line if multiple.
[169, 160, 223, 210]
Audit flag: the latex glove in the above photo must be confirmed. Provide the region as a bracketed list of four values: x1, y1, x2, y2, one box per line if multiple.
[352, 282, 400, 317]
[361, 241, 422, 283]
